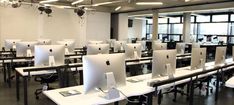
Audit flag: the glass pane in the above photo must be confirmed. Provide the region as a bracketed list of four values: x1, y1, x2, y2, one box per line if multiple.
[212, 15, 228, 22]
[147, 19, 153, 24]
[199, 23, 228, 35]
[190, 24, 196, 35]
[191, 16, 195, 23]
[169, 17, 181, 23]
[196, 15, 210, 22]
[171, 24, 183, 34]
[158, 18, 167, 23]
[169, 35, 180, 41]
[231, 14, 234, 21]
[158, 24, 168, 34]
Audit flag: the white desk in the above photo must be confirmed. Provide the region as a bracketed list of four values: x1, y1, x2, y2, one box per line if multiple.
[43, 58, 234, 105]
[225, 77, 234, 88]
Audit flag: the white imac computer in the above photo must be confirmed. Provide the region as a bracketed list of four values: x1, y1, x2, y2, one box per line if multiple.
[87, 44, 109, 55]
[34, 45, 65, 67]
[152, 50, 176, 78]
[192, 43, 200, 48]
[114, 41, 126, 52]
[57, 40, 76, 54]
[106, 39, 116, 48]
[176, 43, 186, 54]
[16, 41, 39, 57]
[5, 39, 21, 50]
[88, 41, 103, 45]
[215, 47, 226, 65]
[190, 48, 206, 70]
[136, 41, 146, 51]
[37, 39, 52, 45]
[152, 42, 167, 51]
[125, 43, 142, 59]
[83, 53, 126, 94]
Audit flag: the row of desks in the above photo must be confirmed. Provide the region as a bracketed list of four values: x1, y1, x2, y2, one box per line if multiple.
[42, 58, 234, 105]
[13, 53, 191, 105]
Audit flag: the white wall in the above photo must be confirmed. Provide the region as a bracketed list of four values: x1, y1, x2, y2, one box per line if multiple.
[86, 12, 110, 43]
[118, 13, 128, 40]
[128, 19, 146, 39]
[0, 5, 110, 47]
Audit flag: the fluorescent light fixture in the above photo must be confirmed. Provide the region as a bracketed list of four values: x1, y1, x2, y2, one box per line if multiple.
[39, 0, 58, 4]
[84, 7, 95, 11]
[115, 6, 121, 11]
[185, 0, 190, 2]
[71, 0, 83, 5]
[134, 17, 148, 20]
[92, 2, 112, 6]
[136, 2, 163, 5]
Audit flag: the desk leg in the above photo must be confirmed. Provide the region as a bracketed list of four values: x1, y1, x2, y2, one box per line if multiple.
[16, 72, 20, 101]
[158, 90, 162, 105]
[7, 63, 11, 88]
[79, 70, 83, 85]
[23, 77, 28, 105]
[114, 101, 118, 105]
[215, 70, 220, 101]
[146, 92, 153, 105]
[189, 78, 194, 105]
[3, 64, 6, 82]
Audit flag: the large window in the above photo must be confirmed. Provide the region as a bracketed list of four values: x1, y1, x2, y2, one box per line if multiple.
[196, 15, 210, 22]
[198, 23, 228, 35]
[171, 24, 183, 34]
[212, 15, 228, 22]
[158, 24, 168, 34]
[158, 18, 168, 23]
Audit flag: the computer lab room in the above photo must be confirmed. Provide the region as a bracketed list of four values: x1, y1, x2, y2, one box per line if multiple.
[2, 0, 234, 105]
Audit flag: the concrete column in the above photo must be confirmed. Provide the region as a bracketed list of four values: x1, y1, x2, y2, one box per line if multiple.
[183, 13, 191, 43]
[152, 11, 159, 40]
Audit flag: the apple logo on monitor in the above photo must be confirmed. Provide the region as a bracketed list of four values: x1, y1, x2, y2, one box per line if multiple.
[106, 60, 110, 66]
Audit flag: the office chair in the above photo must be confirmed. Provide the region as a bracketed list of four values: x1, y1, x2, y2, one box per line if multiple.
[194, 76, 214, 96]
[34, 74, 58, 99]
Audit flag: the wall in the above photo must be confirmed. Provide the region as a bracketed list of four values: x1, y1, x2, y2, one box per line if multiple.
[128, 19, 146, 39]
[86, 11, 110, 43]
[0, 5, 110, 47]
[118, 13, 128, 41]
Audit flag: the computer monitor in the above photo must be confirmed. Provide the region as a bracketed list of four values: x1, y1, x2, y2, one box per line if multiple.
[4, 39, 21, 50]
[34, 45, 65, 67]
[136, 41, 146, 51]
[190, 48, 206, 70]
[83, 53, 126, 94]
[88, 41, 103, 45]
[87, 44, 109, 55]
[152, 50, 176, 78]
[37, 39, 52, 45]
[152, 42, 167, 51]
[114, 41, 126, 52]
[176, 43, 186, 54]
[125, 43, 142, 59]
[215, 47, 226, 65]
[57, 40, 76, 54]
[192, 43, 200, 48]
[16, 41, 38, 57]
[106, 39, 116, 48]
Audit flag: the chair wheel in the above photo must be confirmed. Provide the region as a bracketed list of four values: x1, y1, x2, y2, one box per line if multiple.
[36, 96, 39, 99]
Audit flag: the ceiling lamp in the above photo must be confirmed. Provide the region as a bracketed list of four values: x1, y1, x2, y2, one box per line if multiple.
[136, 2, 163, 5]
[92, 2, 112, 6]
[115, 6, 121, 11]
[71, 0, 83, 5]
[185, 0, 190, 2]
[39, 0, 58, 4]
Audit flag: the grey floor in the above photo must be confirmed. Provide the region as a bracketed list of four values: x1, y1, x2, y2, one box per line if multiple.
[1, 70, 234, 105]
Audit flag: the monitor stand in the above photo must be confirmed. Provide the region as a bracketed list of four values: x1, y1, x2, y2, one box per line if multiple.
[134, 51, 139, 59]
[104, 72, 120, 100]
[166, 64, 174, 79]
[200, 59, 205, 71]
[49, 56, 55, 66]
[65, 48, 69, 55]
[13, 45, 16, 51]
[26, 49, 32, 57]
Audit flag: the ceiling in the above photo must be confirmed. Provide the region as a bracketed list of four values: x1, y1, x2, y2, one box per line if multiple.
[22, 0, 234, 13]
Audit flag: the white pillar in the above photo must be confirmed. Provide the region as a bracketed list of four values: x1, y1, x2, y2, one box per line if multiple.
[183, 13, 191, 43]
[152, 11, 159, 40]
